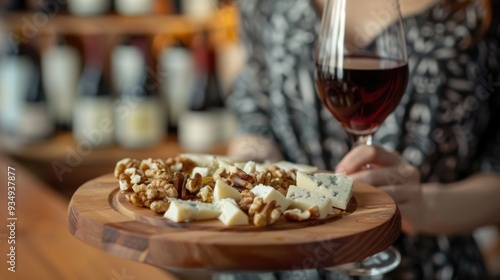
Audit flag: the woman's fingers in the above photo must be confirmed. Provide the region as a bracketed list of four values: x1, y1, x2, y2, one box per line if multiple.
[350, 166, 421, 204]
[350, 165, 420, 187]
[335, 145, 401, 174]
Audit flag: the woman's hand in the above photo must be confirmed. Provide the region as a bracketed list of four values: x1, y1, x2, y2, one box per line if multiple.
[335, 145, 423, 234]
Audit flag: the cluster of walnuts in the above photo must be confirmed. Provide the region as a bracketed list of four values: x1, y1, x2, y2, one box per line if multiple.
[114, 156, 305, 226]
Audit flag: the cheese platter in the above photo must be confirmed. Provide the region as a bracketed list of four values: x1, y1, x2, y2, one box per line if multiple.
[67, 154, 401, 271]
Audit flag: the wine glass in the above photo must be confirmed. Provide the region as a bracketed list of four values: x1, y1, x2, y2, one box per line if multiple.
[314, 0, 408, 277]
[315, 0, 409, 147]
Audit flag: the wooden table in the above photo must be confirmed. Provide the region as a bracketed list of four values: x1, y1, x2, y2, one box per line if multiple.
[0, 153, 179, 280]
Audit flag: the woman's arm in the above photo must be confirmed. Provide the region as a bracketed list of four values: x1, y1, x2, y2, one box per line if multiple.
[336, 145, 500, 236]
[417, 173, 500, 235]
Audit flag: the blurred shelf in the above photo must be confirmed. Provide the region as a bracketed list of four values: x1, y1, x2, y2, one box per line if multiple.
[3, 5, 239, 36]
[0, 132, 227, 164]
[0, 132, 228, 198]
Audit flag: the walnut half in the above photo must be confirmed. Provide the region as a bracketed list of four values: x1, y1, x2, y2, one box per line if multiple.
[251, 198, 282, 227]
[283, 206, 320, 222]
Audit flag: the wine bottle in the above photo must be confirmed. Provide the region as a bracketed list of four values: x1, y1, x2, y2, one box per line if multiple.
[73, 36, 114, 147]
[182, 0, 217, 21]
[40, 0, 68, 14]
[0, 42, 34, 135]
[115, 0, 155, 15]
[68, 0, 111, 15]
[17, 67, 54, 141]
[111, 36, 145, 96]
[115, 71, 165, 149]
[159, 40, 194, 131]
[171, 0, 182, 14]
[178, 31, 227, 152]
[115, 37, 165, 149]
[5, 0, 27, 11]
[42, 36, 81, 130]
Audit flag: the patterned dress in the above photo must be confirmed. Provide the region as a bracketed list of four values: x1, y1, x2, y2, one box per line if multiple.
[229, 0, 500, 279]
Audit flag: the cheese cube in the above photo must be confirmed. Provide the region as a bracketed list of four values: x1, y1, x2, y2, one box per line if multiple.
[251, 184, 291, 210]
[217, 199, 249, 226]
[243, 161, 256, 174]
[213, 179, 241, 202]
[286, 185, 332, 219]
[296, 171, 353, 210]
[164, 200, 221, 222]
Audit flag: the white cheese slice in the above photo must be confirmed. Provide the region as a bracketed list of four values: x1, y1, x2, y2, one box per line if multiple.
[285, 185, 332, 219]
[274, 161, 318, 172]
[217, 199, 249, 226]
[180, 153, 217, 166]
[233, 162, 246, 169]
[164, 200, 221, 222]
[296, 171, 353, 210]
[251, 184, 291, 210]
[213, 178, 241, 202]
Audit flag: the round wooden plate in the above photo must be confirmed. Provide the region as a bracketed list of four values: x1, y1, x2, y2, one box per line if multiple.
[68, 173, 400, 271]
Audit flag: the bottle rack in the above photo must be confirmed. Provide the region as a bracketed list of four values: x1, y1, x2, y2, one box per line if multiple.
[0, 4, 239, 195]
[4, 5, 238, 36]
[0, 4, 239, 136]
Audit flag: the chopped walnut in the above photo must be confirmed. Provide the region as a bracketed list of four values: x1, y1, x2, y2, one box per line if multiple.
[145, 169, 170, 180]
[196, 186, 213, 203]
[283, 206, 320, 222]
[164, 184, 179, 198]
[213, 167, 229, 181]
[238, 189, 255, 212]
[283, 208, 310, 221]
[119, 167, 146, 191]
[114, 158, 140, 178]
[254, 171, 272, 186]
[252, 199, 282, 227]
[170, 172, 186, 195]
[186, 173, 203, 193]
[140, 158, 166, 171]
[248, 197, 264, 217]
[228, 166, 255, 190]
[150, 200, 170, 213]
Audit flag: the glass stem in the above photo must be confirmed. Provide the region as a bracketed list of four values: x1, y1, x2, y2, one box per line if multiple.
[348, 134, 373, 148]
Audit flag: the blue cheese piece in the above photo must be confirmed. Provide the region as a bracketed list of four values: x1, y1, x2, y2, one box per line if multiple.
[251, 184, 291, 210]
[164, 200, 221, 222]
[285, 185, 332, 219]
[296, 171, 353, 210]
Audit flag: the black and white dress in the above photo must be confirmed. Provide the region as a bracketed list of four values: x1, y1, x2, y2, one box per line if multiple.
[229, 0, 500, 278]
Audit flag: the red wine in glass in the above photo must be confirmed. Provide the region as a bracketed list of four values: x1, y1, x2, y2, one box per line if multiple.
[316, 56, 409, 139]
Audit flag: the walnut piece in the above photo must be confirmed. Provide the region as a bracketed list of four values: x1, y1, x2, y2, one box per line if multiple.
[150, 200, 170, 213]
[283, 206, 320, 222]
[186, 173, 203, 193]
[114, 158, 140, 178]
[119, 167, 146, 191]
[251, 199, 282, 227]
[238, 189, 255, 212]
[196, 185, 213, 203]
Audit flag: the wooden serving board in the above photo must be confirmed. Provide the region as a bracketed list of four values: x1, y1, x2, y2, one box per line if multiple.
[68, 173, 400, 271]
